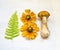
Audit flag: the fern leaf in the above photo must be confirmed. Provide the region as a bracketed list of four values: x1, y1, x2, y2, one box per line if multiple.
[5, 12, 19, 40]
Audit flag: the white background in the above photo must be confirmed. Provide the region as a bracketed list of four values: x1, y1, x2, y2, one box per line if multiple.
[0, 0, 60, 50]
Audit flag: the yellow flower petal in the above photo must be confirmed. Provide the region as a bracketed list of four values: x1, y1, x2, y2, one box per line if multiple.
[33, 32, 37, 36]
[20, 13, 26, 23]
[32, 23, 37, 27]
[30, 12, 36, 17]
[31, 23, 39, 32]
[31, 35, 35, 39]
[25, 9, 31, 14]
[34, 27, 39, 32]
[30, 12, 36, 22]
[20, 24, 28, 31]
[22, 31, 28, 37]
[26, 34, 31, 39]
[29, 32, 37, 39]
[25, 32, 37, 40]
[32, 17, 36, 22]
[21, 13, 26, 18]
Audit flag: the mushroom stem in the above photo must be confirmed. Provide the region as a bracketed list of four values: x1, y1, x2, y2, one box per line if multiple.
[41, 16, 49, 39]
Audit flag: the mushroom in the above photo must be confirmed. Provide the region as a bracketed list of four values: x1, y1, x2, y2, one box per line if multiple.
[38, 11, 50, 39]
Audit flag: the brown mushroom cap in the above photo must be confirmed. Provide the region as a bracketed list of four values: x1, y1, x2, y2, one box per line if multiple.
[38, 11, 50, 19]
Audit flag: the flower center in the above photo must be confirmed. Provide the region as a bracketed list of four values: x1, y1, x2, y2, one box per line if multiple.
[26, 15, 31, 20]
[27, 26, 33, 33]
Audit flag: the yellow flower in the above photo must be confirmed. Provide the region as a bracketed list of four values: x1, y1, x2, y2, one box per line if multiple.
[20, 9, 36, 23]
[20, 23, 39, 40]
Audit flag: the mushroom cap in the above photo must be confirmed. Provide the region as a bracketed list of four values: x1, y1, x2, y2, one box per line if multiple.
[38, 11, 50, 19]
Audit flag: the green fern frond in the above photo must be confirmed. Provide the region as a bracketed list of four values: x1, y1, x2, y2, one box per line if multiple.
[5, 12, 19, 40]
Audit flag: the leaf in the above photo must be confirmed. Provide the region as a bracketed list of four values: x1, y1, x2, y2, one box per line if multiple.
[5, 11, 19, 40]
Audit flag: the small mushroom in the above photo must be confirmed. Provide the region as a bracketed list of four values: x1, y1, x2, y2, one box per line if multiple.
[38, 11, 50, 39]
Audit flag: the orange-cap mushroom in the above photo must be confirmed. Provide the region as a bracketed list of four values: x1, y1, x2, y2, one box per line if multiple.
[38, 11, 50, 39]
[38, 11, 50, 19]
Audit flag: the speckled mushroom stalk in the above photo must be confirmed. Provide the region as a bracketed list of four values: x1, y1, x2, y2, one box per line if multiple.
[38, 11, 50, 39]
